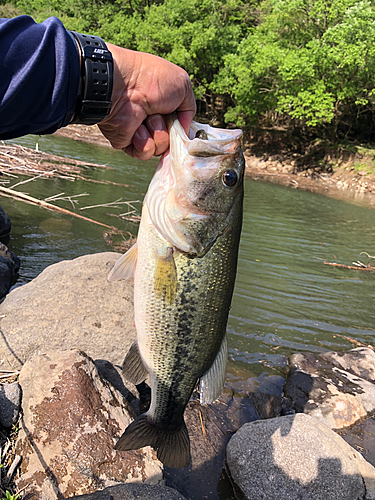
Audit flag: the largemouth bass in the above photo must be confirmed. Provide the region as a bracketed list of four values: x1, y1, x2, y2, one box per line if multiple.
[108, 114, 244, 468]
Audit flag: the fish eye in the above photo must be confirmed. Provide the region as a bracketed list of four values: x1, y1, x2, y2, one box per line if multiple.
[222, 170, 238, 187]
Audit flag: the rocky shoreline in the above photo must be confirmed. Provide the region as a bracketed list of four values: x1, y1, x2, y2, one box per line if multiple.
[1, 250, 375, 499]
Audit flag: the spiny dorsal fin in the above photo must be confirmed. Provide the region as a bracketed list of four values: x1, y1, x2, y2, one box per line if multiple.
[154, 247, 177, 305]
[122, 341, 148, 385]
[108, 242, 138, 281]
[199, 334, 228, 405]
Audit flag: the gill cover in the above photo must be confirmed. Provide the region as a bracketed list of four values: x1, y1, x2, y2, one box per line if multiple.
[144, 115, 243, 255]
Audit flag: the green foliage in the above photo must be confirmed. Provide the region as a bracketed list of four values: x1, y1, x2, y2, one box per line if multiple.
[0, 3, 22, 17]
[2, 491, 20, 500]
[4, 0, 375, 138]
[131, 0, 253, 116]
[218, 0, 375, 138]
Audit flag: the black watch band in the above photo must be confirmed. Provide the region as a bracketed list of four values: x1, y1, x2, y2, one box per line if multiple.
[71, 31, 113, 125]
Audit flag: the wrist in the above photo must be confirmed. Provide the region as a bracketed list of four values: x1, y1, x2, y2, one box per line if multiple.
[71, 32, 113, 125]
[104, 44, 134, 108]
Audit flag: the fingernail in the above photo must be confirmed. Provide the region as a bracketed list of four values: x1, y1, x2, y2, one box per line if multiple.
[148, 115, 165, 131]
[134, 126, 149, 141]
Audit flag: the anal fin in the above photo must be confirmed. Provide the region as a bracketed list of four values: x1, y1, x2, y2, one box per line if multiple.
[122, 341, 148, 385]
[199, 334, 228, 405]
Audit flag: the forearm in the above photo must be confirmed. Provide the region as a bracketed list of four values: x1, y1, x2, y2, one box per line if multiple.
[0, 16, 80, 140]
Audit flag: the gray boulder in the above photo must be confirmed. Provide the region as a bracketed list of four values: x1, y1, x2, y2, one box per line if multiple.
[0, 242, 20, 300]
[0, 382, 21, 427]
[0, 252, 135, 371]
[16, 349, 163, 500]
[69, 483, 188, 499]
[283, 348, 375, 430]
[0, 205, 11, 240]
[226, 413, 375, 500]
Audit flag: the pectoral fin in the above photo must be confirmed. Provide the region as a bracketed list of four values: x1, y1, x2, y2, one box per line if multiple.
[122, 341, 148, 385]
[108, 242, 138, 281]
[199, 334, 228, 405]
[154, 247, 177, 305]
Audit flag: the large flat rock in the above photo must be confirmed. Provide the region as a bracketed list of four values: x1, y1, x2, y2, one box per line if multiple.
[70, 484, 188, 499]
[0, 252, 135, 371]
[227, 413, 375, 500]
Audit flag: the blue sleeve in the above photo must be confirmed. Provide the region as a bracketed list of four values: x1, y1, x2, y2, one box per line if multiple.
[0, 16, 80, 140]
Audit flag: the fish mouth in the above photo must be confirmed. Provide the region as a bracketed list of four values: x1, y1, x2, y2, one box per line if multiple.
[144, 114, 244, 255]
[168, 114, 244, 185]
[169, 114, 243, 158]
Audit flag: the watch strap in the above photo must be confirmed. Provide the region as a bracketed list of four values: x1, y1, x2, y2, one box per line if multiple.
[71, 32, 113, 125]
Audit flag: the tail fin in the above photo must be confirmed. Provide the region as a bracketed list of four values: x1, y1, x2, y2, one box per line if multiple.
[115, 414, 191, 468]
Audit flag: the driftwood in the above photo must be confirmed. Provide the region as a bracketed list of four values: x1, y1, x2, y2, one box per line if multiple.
[335, 334, 374, 350]
[0, 142, 131, 187]
[0, 142, 110, 174]
[0, 186, 122, 231]
[324, 261, 375, 271]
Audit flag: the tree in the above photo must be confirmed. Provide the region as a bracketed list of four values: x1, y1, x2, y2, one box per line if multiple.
[131, 0, 257, 122]
[217, 0, 375, 139]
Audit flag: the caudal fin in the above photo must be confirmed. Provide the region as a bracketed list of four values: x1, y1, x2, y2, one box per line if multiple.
[115, 414, 191, 468]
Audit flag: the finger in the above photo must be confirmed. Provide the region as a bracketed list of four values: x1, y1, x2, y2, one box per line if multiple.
[123, 143, 157, 161]
[130, 124, 156, 160]
[146, 114, 169, 156]
[177, 110, 196, 136]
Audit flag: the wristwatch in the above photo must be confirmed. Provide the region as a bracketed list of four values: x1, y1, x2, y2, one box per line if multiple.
[71, 31, 113, 125]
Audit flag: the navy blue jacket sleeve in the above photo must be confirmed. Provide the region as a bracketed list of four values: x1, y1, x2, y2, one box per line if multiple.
[0, 16, 80, 139]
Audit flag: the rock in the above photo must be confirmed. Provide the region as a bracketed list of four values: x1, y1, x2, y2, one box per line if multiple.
[0, 205, 11, 241]
[165, 391, 258, 500]
[16, 349, 163, 500]
[0, 252, 135, 370]
[0, 242, 20, 300]
[226, 413, 375, 500]
[322, 348, 375, 381]
[0, 382, 22, 427]
[0, 206, 19, 300]
[342, 416, 375, 469]
[283, 348, 375, 430]
[69, 483, 188, 499]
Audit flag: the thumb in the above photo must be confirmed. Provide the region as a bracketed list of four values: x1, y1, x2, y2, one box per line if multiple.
[177, 110, 195, 137]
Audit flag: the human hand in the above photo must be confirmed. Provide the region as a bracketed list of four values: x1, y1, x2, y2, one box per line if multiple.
[98, 44, 196, 160]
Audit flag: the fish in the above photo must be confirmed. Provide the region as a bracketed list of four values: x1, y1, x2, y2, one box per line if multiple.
[108, 114, 244, 468]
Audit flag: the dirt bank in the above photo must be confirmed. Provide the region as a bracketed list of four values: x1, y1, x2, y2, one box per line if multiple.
[54, 124, 375, 207]
[244, 154, 375, 207]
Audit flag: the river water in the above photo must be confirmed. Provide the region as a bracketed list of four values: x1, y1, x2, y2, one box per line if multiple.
[2, 133, 375, 394]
